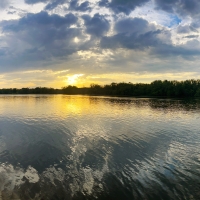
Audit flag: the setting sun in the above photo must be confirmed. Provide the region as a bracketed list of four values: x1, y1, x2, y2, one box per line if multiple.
[66, 74, 84, 85]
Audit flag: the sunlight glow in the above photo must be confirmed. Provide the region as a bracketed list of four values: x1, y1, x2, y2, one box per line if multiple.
[74, 37, 80, 43]
[67, 74, 84, 85]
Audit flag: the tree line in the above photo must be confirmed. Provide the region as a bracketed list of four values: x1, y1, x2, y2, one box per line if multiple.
[1, 79, 200, 97]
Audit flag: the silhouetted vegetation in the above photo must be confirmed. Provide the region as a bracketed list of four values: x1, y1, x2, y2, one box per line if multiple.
[1, 79, 200, 97]
[0, 87, 61, 94]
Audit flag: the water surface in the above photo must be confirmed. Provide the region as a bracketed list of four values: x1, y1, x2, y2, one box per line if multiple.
[0, 95, 200, 199]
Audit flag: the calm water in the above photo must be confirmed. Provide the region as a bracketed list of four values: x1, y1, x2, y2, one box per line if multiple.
[0, 95, 200, 200]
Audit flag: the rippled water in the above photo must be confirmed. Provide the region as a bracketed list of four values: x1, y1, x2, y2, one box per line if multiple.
[0, 95, 200, 199]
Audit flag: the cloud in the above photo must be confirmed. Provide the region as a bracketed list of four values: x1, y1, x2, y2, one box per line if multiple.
[24, 0, 67, 10]
[82, 14, 110, 37]
[24, 0, 91, 11]
[177, 25, 199, 34]
[45, 0, 66, 10]
[114, 17, 156, 35]
[101, 18, 164, 50]
[100, 17, 200, 60]
[154, 0, 177, 13]
[154, 0, 200, 17]
[3, 11, 78, 32]
[183, 35, 199, 39]
[0, 11, 84, 71]
[0, 0, 10, 9]
[101, 30, 162, 50]
[99, 0, 150, 15]
[0, 0, 200, 80]
[1, 11, 199, 75]
[69, 0, 91, 12]
[25, 0, 48, 4]
[152, 43, 200, 58]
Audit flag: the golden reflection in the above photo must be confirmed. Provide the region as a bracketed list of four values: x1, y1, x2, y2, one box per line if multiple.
[0, 95, 196, 144]
[0, 95, 193, 127]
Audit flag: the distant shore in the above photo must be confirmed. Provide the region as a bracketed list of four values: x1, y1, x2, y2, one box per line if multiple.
[1, 79, 200, 98]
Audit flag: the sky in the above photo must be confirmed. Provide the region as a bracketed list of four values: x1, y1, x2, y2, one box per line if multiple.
[0, 0, 200, 88]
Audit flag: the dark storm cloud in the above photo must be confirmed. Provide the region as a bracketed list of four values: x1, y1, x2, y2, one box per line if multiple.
[82, 14, 110, 37]
[154, 0, 200, 16]
[0, 11, 83, 70]
[69, 0, 91, 12]
[99, 0, 149, 15]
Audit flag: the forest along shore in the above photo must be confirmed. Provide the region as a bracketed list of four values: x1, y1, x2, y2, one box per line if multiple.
[1, 79, 200, 98]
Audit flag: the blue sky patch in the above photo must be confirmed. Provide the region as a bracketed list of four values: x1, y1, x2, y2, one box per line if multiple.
[168, 15, 182, 27]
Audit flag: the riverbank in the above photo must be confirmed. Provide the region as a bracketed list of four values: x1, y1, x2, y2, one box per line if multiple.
[1, 79, 200, 98]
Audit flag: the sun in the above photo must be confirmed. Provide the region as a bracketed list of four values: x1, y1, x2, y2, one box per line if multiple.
[74, 37, 80, 43]
[66, 74, 84, 85]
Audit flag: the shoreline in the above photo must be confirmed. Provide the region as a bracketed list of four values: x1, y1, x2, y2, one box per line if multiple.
[0, 93, 199, 100]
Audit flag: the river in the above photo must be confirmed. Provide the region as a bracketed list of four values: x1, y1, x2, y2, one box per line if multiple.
[0, 95, 199, 199]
